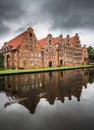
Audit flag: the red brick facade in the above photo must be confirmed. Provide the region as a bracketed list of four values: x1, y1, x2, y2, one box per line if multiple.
[1, 27, 88, 69]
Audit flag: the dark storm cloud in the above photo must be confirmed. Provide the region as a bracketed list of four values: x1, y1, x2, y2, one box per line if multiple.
[0, 0, 24, 37]
[0, 0, 94, 43]
[40, 0, 94, 31]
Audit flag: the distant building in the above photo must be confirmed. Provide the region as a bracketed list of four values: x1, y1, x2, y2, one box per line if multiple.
[0, 27, 88, 69]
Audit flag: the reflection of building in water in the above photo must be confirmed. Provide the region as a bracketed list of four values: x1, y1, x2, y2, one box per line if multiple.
[0, 76, 5, 91]
[4, 69, 89, 114]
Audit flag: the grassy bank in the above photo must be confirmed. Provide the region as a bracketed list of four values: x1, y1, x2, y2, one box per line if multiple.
[0, 65, 93, 76]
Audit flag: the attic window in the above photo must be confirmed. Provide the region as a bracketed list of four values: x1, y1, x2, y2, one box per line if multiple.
[30, 32, 32, 37]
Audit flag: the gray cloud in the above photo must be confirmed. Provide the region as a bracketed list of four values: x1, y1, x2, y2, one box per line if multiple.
[0, 0, 94, 46]
[40, 0, 94, 31]
[0, 0, 25, 38]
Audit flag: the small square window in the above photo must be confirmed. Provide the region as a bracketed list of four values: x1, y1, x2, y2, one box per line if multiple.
[30, 61, 34, 66]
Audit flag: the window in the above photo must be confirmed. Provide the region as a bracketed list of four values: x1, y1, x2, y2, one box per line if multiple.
[67, 39, 69, 42]
[49, 40, 51, 44]
[35, 54, 37, 58]
[30, 61, 34, 66]
[30, 32, 32, 37]
[25, 45, 28, 49]
[26, 53, 29, 57]
[22, 52, 25, 57]
[34, 40, 36, 44]
[31, 75, 34, 80]
[14, 53, 16, 57]
[59, 53, 62, 57]
[39, 53, 41, 57]
[23, 60, 27, 66]
[26, 38, 28, 43]
[38, 62, 40, 66]
[30, 39, 32, 44]
[30, 45, 32, 50]
[24, 76, 28, 82]
[34, 46, 37, 50]
[30, 53, 33, 57]
[40, 83, 42, 87]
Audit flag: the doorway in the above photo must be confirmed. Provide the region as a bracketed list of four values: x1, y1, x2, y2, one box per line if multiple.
[49, 61, 52, 67]
[60, 60, 63, 66]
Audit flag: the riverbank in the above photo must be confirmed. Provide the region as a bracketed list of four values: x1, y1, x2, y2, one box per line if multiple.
[0, 65, 94, 76]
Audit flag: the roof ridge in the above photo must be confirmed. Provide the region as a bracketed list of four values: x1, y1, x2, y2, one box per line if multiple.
[3, 31, 27, 50]
[8, 31, 27, 43]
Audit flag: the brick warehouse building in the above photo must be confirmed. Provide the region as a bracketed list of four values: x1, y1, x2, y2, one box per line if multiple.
[0, 27, 88, 69]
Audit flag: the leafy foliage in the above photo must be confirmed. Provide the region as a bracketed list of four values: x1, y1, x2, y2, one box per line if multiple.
[87, 46, 94, 60]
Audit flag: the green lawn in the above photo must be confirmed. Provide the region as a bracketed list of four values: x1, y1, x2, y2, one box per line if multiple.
[0, 65, 93, 76]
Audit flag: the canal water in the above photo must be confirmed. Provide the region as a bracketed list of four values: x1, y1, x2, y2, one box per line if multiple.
[0, 68, 94, 130]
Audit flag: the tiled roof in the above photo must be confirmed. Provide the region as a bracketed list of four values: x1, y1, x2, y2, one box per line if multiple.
[2, 31, 27, 50]
[38, 37, 47, 47]
[63, 38, 67, 43]
[53, 37, 59, 44]
[70, 36, 76, 44]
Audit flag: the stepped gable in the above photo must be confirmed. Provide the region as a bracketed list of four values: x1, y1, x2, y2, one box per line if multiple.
[2, 31, 27, 50]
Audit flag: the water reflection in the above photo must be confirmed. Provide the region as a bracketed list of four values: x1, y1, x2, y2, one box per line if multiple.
[1, 69, 89, 114]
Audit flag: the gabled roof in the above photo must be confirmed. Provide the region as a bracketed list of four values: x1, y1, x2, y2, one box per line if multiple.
[39, 36, 67, 46]
[63, 38, 67, 43]
[38, 37, 47, 47]
[53, 37, 59, 44]
[2, 31, 27, 50]
[39, 37, 60, 47]
[70, 36, 76, 44]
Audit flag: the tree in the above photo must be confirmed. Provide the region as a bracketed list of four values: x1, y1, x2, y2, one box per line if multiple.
[87, 46, 94, 60]
[0, 53, 4, 68]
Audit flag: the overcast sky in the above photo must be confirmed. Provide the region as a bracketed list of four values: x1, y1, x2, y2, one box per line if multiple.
[0, 0, 94, 48]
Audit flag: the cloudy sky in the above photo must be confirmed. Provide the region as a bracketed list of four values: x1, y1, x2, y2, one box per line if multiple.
[0, 0, 94, 48]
